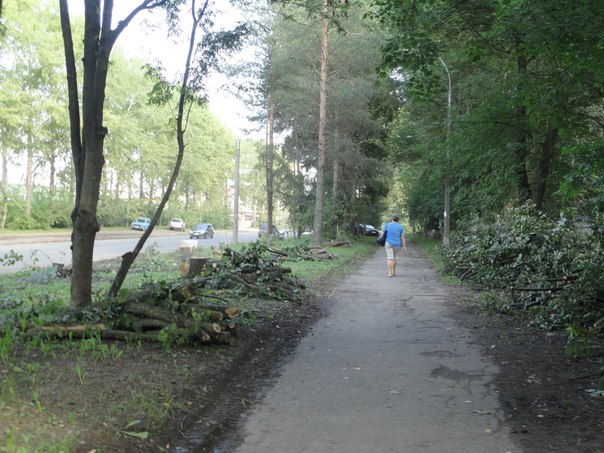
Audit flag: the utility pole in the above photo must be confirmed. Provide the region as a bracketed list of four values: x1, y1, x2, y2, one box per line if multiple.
[232, 138, 241, 244]
[439, 57, 452, 246]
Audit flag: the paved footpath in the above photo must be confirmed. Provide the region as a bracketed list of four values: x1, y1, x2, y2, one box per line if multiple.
[228, 243, 521, 453]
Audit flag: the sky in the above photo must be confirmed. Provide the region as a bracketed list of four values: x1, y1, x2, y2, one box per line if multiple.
[66, 0, 259, 139]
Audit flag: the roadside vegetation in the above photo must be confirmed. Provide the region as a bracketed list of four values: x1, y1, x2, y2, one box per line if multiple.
[0, 236, 375, 452]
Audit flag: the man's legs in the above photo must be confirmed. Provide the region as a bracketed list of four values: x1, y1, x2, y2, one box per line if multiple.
[391, 247, 400, 276]
[386, 244, 395, 277]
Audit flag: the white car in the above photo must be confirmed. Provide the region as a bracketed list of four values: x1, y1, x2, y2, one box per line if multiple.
[169, 218, 186, 231]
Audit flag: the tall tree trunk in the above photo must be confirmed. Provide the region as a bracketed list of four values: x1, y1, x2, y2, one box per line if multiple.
[313, 0, 330, 246]
[332, 116, 339, 214]
[513, 33, 531, 204]
[61, 0, 129, 307]
[332, 160, 339, 212]
[532, 127, 557, 210]
[115, 173, 121, 199]
[25, 132, 33, 217]
[266, 92, 275, 234]
[1, 149, 8, 229]
[49, 153, 56, 203]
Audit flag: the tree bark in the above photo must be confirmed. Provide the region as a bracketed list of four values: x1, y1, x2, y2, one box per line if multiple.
[313, 0, 330, 247]
[532, 127, 557, 210]
[66, 0, 116, 307]
[1, 149, 8, 229]
[513, 32, 531, 205]
[25, 132, 33, 217]
[266, 91, 275, 235]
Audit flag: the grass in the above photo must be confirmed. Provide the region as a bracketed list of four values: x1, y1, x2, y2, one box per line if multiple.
[409, 234, 460, 285]
[287, 236, 376, 282]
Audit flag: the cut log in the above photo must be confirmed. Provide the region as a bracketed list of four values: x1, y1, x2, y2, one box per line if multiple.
[211, 332, 234, 345]
[204, 322, 221, 334]
[188, 257, 211, 277]
[34, 324, 105, 335]
[124, 302, 195, 329]
[132, 318, 169, 331]
[179, 262, 190, 277]
[52, 262, 71, 278]
[188, 303, 235, 312]
[224, 307, 240, 319]
[208, 311, 224, 322]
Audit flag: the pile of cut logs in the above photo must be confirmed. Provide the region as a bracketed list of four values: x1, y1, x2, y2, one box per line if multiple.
[23, 242, 325, 346]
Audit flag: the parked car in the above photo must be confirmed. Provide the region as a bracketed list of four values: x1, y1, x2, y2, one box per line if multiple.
[130, 217, 151, 231]
[362, 224, 379, 236]
[189, 223, 214, 239]
[169, 218, 186, 231]
[258, 222, 280, 238]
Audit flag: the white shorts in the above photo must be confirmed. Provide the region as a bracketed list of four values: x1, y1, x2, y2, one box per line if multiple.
[385, 243, 401, 260]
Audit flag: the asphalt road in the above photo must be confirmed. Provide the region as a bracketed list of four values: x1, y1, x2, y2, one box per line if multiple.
[207, 244, 520, 453]
[0, 228, 259, 274]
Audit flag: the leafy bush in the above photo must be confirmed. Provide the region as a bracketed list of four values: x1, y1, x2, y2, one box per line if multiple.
[557, 141, 604, 226]
[443, 204, 604, 331]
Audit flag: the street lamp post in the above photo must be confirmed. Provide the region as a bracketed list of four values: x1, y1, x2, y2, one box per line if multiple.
[232, 138, 241, 244]
[439, 57, 452, 246]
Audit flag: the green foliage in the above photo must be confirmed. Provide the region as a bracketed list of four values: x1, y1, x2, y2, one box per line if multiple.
[557, 141, 604, 225]
[564, 326, 594, 359]
[369, 0, 604, 236]
[0, 251, 23, 267]
[443, 204, 604, 331]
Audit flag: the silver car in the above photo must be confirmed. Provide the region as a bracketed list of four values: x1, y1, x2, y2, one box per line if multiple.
[169, 218, 186, 231]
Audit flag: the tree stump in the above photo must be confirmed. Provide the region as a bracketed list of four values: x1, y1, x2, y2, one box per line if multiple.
[188, 257, 211, 277]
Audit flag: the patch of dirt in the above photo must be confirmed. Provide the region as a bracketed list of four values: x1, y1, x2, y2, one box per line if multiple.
[448, 291, 604, 453]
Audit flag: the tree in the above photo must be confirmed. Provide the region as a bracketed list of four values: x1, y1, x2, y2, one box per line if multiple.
[59, 0, 248, 307]
[370, 0, 604, 233]
[268, 0, 351, 244]
[59, 0, 173, 307]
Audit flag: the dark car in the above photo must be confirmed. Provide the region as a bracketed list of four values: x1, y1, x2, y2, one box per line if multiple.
[258, 222, 280, 238]
[360, 223, 379, 236]
[189, 223, 214, 239]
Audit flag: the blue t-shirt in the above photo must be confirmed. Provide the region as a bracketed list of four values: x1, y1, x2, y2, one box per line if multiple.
[384, 222, 404, 247]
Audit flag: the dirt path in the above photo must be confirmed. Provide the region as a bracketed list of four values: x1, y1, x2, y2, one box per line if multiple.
[184, 244, 520, 452]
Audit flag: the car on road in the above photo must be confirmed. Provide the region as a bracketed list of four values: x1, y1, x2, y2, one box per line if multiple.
[131, 217, 151, 231]
[258, 223, 280, 238]
[361, 224, 379, 236]
[190, 223, 214, 239]
[169, 218, 186, 231]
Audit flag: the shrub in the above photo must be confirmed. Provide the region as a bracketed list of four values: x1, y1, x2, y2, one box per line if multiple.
[443, 204, 604, 331]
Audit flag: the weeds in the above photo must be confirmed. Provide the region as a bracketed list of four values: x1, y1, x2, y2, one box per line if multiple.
[74, 362, 86, 385]
[0, 329, 15, 365]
